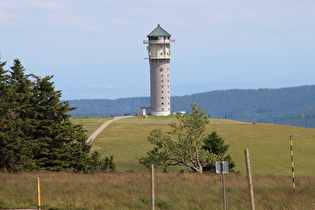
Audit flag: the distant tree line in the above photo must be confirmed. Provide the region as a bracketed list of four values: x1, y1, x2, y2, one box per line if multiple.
[0, 58, 115, 172]
[68, 86, 315, 128]
[275, 109, 315, 128]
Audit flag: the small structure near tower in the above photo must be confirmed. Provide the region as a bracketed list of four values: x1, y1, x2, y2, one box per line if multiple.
[143, 24, 175, 116]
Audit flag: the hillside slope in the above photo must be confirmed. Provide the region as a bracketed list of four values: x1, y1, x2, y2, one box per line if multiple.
[88, 116, 315, 176]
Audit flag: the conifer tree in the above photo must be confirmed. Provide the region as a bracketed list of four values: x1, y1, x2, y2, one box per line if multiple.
[0, 59, 35, 171]
[0, 58, 114, 172]
[0, 59, 12, 170]
[202, 131, 235, 172]
[30, 75, 90, 171]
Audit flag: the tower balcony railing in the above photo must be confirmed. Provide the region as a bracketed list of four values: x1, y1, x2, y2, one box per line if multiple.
[145, 57, 175, 59]
[143, 39, 175, 44]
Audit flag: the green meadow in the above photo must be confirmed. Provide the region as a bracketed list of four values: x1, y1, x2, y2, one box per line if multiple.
[1, 115, 315, 209]
[70, 117, 110, 137]
[91, 115, 315, 176]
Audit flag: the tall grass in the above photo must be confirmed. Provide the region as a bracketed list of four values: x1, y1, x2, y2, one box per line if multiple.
[0, 172, 314, 209]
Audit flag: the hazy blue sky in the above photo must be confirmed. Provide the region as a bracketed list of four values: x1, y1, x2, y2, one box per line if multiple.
[1, 0, 315, 100]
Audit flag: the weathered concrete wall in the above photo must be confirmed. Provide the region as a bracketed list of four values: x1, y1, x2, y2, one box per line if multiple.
[149, 59, 171, 116]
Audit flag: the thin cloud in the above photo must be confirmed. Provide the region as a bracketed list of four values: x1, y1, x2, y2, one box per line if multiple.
[88, 84, 120, 90]
[47, 14, 99, 31]
[29, 0, 68, 10]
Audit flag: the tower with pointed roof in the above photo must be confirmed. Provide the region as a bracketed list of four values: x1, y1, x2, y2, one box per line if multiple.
[144, 24, 175, 116]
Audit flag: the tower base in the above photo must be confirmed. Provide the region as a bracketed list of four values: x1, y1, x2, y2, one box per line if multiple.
[151, 110, 171, 116]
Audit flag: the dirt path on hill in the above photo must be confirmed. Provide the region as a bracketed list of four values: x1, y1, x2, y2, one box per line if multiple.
[86, 116, 134, 144]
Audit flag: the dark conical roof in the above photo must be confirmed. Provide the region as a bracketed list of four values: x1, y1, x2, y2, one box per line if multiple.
[147, 24, 171, 37]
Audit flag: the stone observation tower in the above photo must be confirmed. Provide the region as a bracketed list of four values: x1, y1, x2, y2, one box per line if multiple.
[143, 24, 175, 116]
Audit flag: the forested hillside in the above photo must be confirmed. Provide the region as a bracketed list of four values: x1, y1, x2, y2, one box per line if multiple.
[68, 85, 315, 128]
[275, 109, 315, 128]
[69, 97, 150, 117]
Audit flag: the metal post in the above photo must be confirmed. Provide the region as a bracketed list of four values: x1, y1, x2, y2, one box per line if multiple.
[245, 149, 255, 210]
[36, 177, 41, 210]
[150, 164, 155, 210]
[221, 161, 227, 210]
[290, 136, 295, 189]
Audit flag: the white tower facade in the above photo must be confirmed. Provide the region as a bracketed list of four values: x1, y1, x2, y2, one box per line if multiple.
[144, 24, 175, 116]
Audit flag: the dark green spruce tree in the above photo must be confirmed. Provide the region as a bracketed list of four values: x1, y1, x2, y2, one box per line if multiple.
[0, 59, 36, 171]
[0, 58, 114, 172]
[0, 59, 14, 170]
[202, 131, 235, 172]
[30, 75, 91, 171]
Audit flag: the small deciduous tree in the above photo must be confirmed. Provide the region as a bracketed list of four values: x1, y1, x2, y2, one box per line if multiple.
[139, 103, 235, 173]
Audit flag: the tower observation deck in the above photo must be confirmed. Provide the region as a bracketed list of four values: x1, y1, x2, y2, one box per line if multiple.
[144, 24, 175, 116]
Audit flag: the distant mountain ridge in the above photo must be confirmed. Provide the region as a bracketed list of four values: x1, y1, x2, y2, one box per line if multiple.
[68, 85, 315, 128]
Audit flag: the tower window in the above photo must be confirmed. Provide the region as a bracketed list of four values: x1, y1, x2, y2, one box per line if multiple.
[161, 80, 163, 82]
[160, 68, 163, 71]
[162, 97, 164, 99]
[162, 102, 164, 105]
[161, 91, 164, 93]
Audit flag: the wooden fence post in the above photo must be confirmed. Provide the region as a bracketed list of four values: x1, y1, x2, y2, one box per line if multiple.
[151, 164, 155, 210]
[245, 149, 255, 210]
[36, 177, 41, 210]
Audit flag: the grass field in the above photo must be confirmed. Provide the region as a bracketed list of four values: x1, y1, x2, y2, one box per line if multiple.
[70, 117, 110, 136]
[1, 116, 315, 209]
[1, 172, 314, 209]
[90, 115, 315, 176]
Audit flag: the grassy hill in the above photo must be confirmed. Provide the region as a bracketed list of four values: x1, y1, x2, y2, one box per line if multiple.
[1, 116, 315, 209]
[87, 115, 315, 176]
